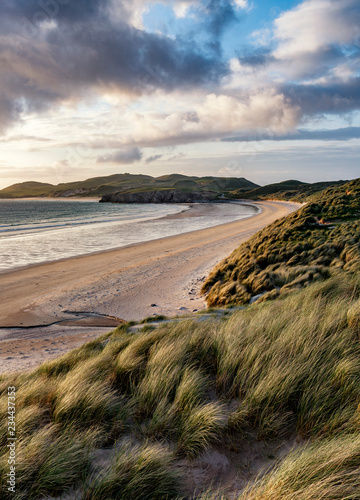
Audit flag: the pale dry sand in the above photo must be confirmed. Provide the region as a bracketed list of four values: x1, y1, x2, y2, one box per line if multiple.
[0, 200, 300, 372]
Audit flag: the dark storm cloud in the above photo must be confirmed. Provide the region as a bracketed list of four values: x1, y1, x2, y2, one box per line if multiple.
[282, 78, 360, 116]
[96, 147, 143, 164]
[0, 98, 21, 130]
[237, 49, 275, 67]
[0, 0, 109, 28]
[0, 0, 229, 132]
[205, 0, 238, 49]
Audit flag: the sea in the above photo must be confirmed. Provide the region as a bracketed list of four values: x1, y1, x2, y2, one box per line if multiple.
[0, 199, 259, 272]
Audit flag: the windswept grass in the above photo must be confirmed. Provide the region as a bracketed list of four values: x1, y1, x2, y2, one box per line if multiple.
[176, 402, 225, 458]
[53, 369, 124, 431]
[0, 425, 95, 498]
[0, 274, 359, 498]
[239, 435, 360, 500]
[203, 178, 360, 306]
[36, 338, 105, 377]
[83, 441, 179, 500]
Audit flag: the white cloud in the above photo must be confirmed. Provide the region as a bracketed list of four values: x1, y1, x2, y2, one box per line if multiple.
[274, 0, 358, 58]
[103, 90, 301, 147]
[250, 28, 272, 47]
[233, 0, 249, 9]
[227, 0, 360, 88]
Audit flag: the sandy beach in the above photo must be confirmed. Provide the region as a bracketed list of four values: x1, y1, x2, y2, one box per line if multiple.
[0, 200, 300, 372]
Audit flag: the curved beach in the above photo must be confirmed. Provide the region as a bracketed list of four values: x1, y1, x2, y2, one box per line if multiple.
[0, 200, 299, 372]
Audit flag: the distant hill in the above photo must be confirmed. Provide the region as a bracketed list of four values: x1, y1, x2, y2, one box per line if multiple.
[1, 173, 351, 204]
[0, 173, 259, 199]
[228, 179, 349, 201]
[0, 181, 55, 198]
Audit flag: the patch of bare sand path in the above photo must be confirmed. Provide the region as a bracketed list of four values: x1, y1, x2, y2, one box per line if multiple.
[0, 200, 299, 372]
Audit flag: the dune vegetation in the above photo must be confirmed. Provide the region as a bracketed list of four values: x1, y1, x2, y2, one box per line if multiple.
[1, 177, 359, 499]
[1, 271, 360, 498]
[202, 178, 360, 307]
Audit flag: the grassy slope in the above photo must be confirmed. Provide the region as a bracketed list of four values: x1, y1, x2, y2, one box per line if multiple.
[0, 182, 55, 198]
[0, 174, 258, 199]
[1, 273, 360, 499]
[229, 179, 348, 202]
[202, 178, 360, 307]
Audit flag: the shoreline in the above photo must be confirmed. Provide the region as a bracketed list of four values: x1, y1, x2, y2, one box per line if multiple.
[0, 200, 300, 373]
[0, 201, 256, 276]
[0, 196, 102, 201]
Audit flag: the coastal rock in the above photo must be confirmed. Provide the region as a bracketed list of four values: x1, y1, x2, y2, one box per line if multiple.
[99, 190, 218, 204]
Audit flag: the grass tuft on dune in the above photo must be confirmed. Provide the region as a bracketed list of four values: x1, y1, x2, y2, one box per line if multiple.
[0, 271, 360, 498]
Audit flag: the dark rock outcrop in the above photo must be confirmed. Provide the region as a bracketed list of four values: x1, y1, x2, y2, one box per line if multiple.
[99, 190, 218, 204]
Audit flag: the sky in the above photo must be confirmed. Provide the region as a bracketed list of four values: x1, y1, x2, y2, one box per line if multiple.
[0, 0, 359, 189]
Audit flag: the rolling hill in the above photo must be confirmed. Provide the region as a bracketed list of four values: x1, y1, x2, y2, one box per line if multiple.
[228, 179, 348, 201]
[0, 174, 258, 199]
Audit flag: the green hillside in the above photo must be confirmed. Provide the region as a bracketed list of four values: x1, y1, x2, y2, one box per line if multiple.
[0, 181, 55, 198]
[229, 179, 348, 202]
[202, 178, 360, 306]
[0, 174, 259, 199]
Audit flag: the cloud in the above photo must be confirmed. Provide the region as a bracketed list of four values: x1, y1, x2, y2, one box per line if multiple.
[222, 126, 360, 142]
[229, 0, 360, 122]
[273, 0, 359, 60]
[281, 78, 360, 117]
[0, 134, 51, 143]
[123, 90, 300, 146]
[238, 0, 360, 81]
[58, 87, 301, 151]
[168, 152, 186, 161]
[0, 0, 359, 150]
[205, 0, 239, 51]
[238, 49, 274, 68]
[121, 0, 249, 26]
[96, 147, 143, 164]
[145, 154, 163, 164]
[0, 0, 230, 133]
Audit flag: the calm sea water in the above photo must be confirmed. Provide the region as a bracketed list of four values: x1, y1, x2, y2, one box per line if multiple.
[0, 199, 258, 271]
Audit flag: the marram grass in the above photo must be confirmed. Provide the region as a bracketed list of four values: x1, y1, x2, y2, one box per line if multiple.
[0, 274, 359, 498]
[238, 434, 360, 500]
[202, 178, 360, 307]
[83, 441, 179, 500]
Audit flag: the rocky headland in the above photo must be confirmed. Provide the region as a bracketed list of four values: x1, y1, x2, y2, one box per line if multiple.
[99, 189, 218, 203]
